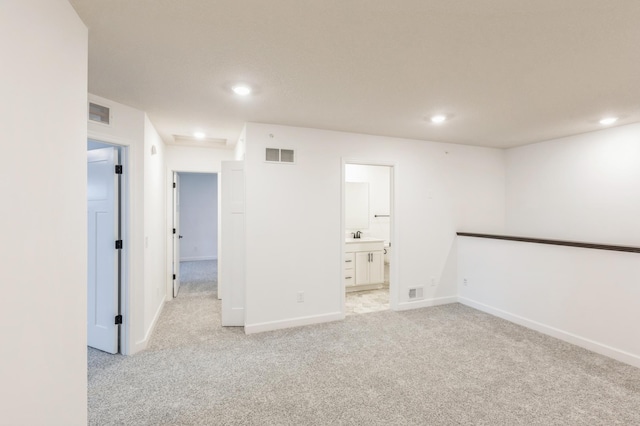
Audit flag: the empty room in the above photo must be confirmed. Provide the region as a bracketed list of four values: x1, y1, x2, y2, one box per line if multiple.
[3, 1, 640, 425]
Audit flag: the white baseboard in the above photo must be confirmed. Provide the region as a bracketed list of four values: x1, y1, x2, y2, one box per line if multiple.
[180, 256, 217, 262]
[396, 296, 458, 311]
[458, 296, 640, 369]
[245, 311, 344, 335]
[132, 298, 165, 354]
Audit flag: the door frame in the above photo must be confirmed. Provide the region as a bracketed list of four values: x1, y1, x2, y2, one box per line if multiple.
[165, 169, 221, 302]
[341, 159, 398, 313]
[87, 137, 130, 354]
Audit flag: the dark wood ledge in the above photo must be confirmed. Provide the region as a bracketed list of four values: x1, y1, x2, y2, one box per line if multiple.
[456, 232, 640, 254]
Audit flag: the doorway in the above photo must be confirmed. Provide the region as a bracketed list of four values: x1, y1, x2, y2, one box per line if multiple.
[171, 172, 219, 299]
[342, 162, 395, 316]
[87, 139, 127, 354]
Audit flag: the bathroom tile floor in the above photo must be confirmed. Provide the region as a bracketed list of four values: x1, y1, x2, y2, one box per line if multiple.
[345, 287, 390, 316]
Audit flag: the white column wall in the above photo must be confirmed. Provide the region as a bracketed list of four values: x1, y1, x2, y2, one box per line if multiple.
[0, 1, 88, 423]
[142, 115, 167, 349]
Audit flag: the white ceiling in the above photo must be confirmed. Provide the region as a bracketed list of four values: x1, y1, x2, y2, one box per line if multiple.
[70, 0, 640, 148]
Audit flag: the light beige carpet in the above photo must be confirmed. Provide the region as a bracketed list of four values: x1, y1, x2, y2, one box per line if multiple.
[88, 261, 640, 425]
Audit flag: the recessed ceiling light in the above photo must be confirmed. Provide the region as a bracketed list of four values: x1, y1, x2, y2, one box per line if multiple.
[232, 85, 252, 96]
[193, 131, 206, 139]
[430, 114, 447, 124]
[599, 117, 618, 125]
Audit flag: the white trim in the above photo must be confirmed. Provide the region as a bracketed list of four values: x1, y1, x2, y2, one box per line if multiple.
[458, 296, 640, 369]
[245, 312, 344, 334]
[132, 298, 165, 353]
[180, 256, 217, 262]
[396, 296, 458, 311]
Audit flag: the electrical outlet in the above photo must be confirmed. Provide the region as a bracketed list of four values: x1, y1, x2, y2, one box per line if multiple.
[463, 278, 468, 287]
[297, 291, 304, 303]
[431, 277, 436, 287]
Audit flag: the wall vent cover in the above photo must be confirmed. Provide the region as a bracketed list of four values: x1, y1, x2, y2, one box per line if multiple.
[408, 287, 424, 299]
[265, 148, 295, 164]
[89, 102, 110, 125]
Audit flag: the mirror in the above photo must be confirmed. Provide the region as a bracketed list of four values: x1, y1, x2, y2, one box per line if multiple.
[345, 182, 369, 229]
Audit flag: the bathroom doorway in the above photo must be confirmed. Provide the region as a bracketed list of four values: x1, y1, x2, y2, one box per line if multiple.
[342, 161, 395, 316]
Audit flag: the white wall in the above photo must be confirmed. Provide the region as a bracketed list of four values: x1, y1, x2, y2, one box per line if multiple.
[0, 1, 88, 424]
[458, 123, 640, 368]
[345, 164, 391, 243]
[458, 237, 640, 368]
[506, 123, 640, 245]
[143, 116, 166, 347]
[88, 94, 145, 353]
[179, 173, 218, 261]
[164, 145, 234, 299]
[243, 123, 505, 332]
[88, 94, 166, 354]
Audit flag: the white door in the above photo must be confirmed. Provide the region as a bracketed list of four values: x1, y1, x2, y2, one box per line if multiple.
[87, 147, 119, 354]
[220, 161, 245, 326]
[173, 172, 181, 297]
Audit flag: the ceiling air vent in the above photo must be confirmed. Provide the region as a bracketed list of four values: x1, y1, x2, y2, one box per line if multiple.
[265, 148, 295, 164]
[88, 102, 111, 125]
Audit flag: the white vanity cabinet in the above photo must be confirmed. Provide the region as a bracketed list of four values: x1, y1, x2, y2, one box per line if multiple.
[345, 239, 384, 291]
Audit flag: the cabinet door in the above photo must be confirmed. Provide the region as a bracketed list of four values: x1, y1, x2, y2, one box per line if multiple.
[369, 251, 385, 284]
[355, 252, 370, 285]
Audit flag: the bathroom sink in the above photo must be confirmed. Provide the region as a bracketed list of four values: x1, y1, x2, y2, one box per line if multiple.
[345, 237, 385, 243]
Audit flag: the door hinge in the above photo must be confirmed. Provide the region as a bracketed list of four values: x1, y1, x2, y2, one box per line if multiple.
[173, 274, 176, 280]
[115, 165, 123, 174]
[115, 240, 123, 249]
[114, 314, 123, 325]
[173, 182, 176, 188]
[173, 228, 176, 234]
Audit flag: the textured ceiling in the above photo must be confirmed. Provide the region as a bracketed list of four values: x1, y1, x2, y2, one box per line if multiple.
[70, 0, 640, 148]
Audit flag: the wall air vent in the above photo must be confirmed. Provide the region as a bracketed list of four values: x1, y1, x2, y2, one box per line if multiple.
[88, 102, 111, 125]
[265, 148, 295, 164]
[408, 287, 424, 300]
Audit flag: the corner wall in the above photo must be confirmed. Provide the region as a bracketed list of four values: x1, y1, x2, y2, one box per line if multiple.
[243, 123, 506, 332]
[0, 0, 88, 423]
[459, 123, 640, 368]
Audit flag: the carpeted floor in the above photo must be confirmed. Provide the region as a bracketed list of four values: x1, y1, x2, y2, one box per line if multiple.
[88, 260, 640, 425]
